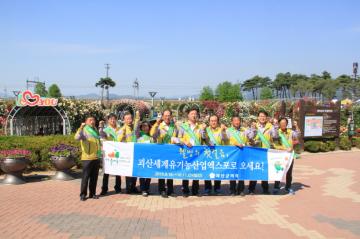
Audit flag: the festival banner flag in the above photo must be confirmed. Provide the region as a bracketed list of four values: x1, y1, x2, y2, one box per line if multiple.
[102, 142, 293, 181]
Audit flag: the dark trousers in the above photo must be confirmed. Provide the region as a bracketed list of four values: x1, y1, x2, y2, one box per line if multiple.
[158, 179, 174, 194]
[274, 160, 294, 190]
[229, 180, 245, 193]
[248, 180, 269, 193]
[182, 180, 199, 194]
[204, 180, 221, 192]
[80, 160, 100, 197]
[140, 178, 151, 192]
[126, 176, 137, 192]
[101, 174, 121, 192]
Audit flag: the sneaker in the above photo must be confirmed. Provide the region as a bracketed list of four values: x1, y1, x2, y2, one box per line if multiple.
[182, 193, 189, 198]
[272, 188, 280, 195]
[248, 190, 255, 195]
[203, 190, 211, 196]
[100, 190, 107, 196]
[161, 191, 168, 198]
[239, 191, 246, 197]
[214, 190, 222, 196]
[142, 191, 149, 197]
[286, 188, 295, 195]
[168, 193, 177, 197]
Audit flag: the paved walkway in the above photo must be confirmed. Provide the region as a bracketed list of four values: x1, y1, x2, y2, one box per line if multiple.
[0, 151, 359, 239]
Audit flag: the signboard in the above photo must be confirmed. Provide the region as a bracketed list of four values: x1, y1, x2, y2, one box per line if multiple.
[304, 116, 323, 137]
[299, 100, 340, 138]
[16, 90, 58, 107]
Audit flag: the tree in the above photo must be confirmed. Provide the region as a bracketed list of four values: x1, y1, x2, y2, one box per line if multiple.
[47, 84, 62, 98]
[199, 86, 214, 101]
[34, 82, 47, 97]
[260, 87, 273, 99]
[215, 81, 243, 102]
[241, 78, 257, 100]
[322, 80, 339, 100]
[241, 75, 271, 100]
[336, 74, 352, 99]
[95, 77, 116, 102]
[273, 72, 292, 98]
[290, 74, 311, 98]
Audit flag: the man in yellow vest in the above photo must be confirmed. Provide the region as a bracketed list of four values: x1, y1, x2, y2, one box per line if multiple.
[118, 111, 140, 194]
[150, 109, 179, 198]
[75, 116, 102, 201]
[177, 106, 207, 197]
[273, 118, 300, 195]
[98, 113, 122, 195]
[204, 114, 227, 196]
[226, 115, 252, 196]
[248, 110, 277, 195]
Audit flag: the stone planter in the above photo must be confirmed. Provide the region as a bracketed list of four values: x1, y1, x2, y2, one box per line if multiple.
[51, 156, 76, 181]
[0, 157, 30, 184]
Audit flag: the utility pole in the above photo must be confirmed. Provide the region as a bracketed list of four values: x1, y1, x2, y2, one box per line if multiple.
[105, 63, 110, 78]
[133, 78, 139, 99]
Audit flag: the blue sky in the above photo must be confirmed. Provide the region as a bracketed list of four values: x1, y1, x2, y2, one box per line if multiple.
[0, 1, 359, 98]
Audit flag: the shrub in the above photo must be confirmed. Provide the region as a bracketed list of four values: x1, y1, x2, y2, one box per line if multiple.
[326, 141, 337, 151]
[353, 137, 360, 149]
[319, 142, 331, 152]
[339, 137, 352, 151]
[304, 141, 321, 153]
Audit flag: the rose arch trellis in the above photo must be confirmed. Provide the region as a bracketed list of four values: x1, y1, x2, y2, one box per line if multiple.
[5, 105, 71, 136]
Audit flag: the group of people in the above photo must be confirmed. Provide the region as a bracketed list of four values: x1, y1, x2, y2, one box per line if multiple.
[75, 107, 300, 201]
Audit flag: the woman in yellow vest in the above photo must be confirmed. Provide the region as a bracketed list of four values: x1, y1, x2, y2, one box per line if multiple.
[136, 121, 155, 197]
[204, 114, 227, 196]
[272, 118, 300, 195]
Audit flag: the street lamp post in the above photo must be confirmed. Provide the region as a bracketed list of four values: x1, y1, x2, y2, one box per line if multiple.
[149, 91, 157, 106]
[348, 62, 358, 139]
[352, 62, 358, 101]
[149, 91, 157, 118]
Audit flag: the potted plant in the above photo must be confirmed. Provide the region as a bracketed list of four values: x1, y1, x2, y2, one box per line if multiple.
[0, 149, 31, 184]
[49, 144, 78, 180]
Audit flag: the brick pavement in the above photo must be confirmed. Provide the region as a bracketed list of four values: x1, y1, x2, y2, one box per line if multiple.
[0, 150, 359, 239]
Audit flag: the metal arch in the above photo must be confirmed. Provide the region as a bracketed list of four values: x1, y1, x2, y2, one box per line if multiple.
[52, 106, 71, 135]
[5, 106, 22, 136]
[5, 105, 71, 136]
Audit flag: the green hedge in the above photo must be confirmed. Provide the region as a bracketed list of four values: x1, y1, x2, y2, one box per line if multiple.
[304, 140, 338, 153]
[339, 137, 352, 150]
[353, 137, 360, 149]
[0, 135, 81, 171]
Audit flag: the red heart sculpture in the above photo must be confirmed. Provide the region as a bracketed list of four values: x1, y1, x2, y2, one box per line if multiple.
[22, 90, 40, 106]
